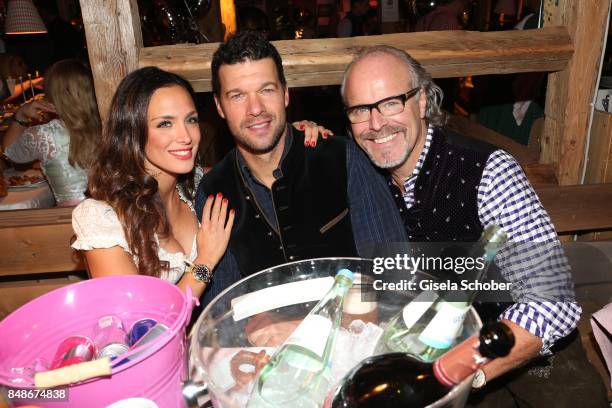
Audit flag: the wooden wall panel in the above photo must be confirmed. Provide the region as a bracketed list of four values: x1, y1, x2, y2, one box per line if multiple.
[0, 275, 85, 321]
[582, 110, 612, 240]
[0, 207, 83, 276]
[0, 224, 84, 277]
[585, 111, 612, 184]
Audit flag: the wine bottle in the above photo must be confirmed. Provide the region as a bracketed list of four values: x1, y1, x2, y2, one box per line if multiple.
[249, 269, 355, 407]
[327, 321, 515, 408]
[381, 225, 507, 362]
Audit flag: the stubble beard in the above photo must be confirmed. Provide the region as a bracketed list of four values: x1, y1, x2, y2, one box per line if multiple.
[235, 114, 286, 155]
[361, 124, 410, 170]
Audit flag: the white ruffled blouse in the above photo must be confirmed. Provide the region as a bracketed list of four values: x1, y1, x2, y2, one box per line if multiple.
[71, 185, 197, 283]
[4, 119, 88, 205]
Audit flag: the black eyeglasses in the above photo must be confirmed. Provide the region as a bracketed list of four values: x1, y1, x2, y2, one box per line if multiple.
[345, 87, 420, 124]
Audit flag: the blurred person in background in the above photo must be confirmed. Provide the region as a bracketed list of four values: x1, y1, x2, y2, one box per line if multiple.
[362, 7, 381, 36]
[1, 59, 100, 206]
[237, 6, 270, 38]
[0, 53, 44, 103]
[475, 13, 545, 146]
[412, 0, 470, 112]
[0, 53, 28, 80]
[337, 0, 370, 37]
[413, 0, 470, 31]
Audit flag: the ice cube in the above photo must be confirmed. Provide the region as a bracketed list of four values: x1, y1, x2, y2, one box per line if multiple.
[353, 322, 383, 361]
[330, 322, 384, 384]
[331, 327, 357, 384]
[347, 319, 366, 335]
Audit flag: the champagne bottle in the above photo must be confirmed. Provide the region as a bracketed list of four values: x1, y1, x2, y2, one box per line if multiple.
[249, 269, 355, 407]
[327, 321, 515, 408]
[381, 225, 507, 361]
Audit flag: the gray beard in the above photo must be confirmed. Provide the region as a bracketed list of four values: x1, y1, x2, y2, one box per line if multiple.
[368, 146, 410, 170]
[362, 125, 409, 169]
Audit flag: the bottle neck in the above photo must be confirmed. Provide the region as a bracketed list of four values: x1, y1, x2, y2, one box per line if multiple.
[432, 334, 488, 387]
[459, 228, 506, 303]
[311, 276, 352, 315]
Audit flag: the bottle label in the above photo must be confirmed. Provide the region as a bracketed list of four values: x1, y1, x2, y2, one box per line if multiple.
[285, 315, 332, 358]
[418, 302, 468, 350]
[433, 335, 489, 387]
[402, 290, 438, 329]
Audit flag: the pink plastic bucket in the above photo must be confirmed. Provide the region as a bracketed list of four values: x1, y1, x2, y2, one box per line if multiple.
[0, 275, 193, 407]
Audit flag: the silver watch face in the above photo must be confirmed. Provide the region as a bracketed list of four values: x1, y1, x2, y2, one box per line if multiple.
[472, 369, 486, 389]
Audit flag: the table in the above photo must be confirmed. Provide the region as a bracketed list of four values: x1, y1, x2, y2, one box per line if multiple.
[0, 181, 55, 210]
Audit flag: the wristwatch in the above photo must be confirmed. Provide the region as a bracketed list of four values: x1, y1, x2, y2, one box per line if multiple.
[185, 261, 212, 284]
[472, 369, 487, 390]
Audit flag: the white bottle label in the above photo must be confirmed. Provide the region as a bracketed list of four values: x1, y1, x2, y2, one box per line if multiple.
[418, 302, 468, 350]
[285, 315, 332, 359]
[402, 290, 438, 329]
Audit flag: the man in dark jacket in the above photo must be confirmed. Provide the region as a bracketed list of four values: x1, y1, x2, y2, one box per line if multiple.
[193, 32, 407, 310]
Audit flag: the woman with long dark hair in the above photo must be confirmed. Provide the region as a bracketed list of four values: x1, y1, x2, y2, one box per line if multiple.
[72, 67, 233, 296]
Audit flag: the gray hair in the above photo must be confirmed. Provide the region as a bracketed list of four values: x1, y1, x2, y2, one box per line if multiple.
[340, 46, 447, 127]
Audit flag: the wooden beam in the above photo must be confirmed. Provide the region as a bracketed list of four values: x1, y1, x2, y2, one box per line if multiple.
[522, 163, 558, 187]
[80, 0, 143, 120]
[540, 0, 610, 185]
[536, 183, 612, 234]
[139, 27, 572, 92]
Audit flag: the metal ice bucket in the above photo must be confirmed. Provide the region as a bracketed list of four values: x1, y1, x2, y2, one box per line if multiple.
[185, 258, 482, 408]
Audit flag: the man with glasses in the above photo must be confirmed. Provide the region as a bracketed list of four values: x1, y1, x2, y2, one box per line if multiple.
[194, 32, 407, 311]
[341, 45, 607, 406]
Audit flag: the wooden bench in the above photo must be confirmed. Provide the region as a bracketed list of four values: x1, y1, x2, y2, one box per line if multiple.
[2, 182, 611, 278]
[0, 207, 86, 319]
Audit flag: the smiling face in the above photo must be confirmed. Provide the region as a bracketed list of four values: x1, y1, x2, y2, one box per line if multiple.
[344, 52, 428, 174]
[144, 85, 200, 177]
[214, 58, 289, 156]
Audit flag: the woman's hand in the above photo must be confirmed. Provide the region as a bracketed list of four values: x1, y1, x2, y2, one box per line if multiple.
[15, 100, 56, 123]
[292, 120, 333, 148]
[4, 100, 57, 148]
[195, 193, 235, 270]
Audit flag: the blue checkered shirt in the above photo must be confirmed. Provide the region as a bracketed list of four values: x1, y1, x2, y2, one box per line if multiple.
[402, 127, 581, 355]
